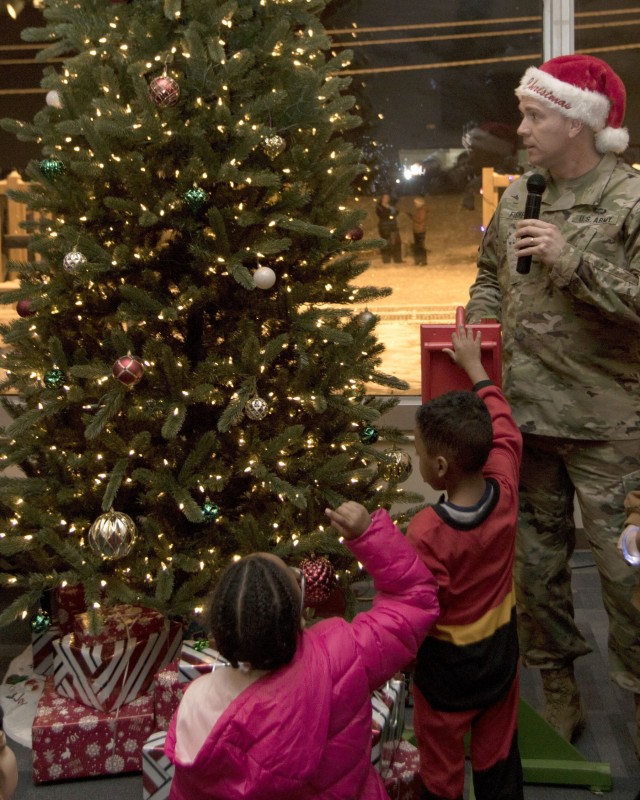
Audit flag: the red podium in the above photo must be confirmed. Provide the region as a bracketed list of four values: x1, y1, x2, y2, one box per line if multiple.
[420, 307, 502, 402]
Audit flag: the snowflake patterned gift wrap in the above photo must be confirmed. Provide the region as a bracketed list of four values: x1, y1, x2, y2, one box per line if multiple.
[382, 740, 423, 800]
[142, 730, 174, 799]
[371, 677, 406, 777]
[32, 676, 155, 783]
[178, 640, 229, 683]
[52, 607, 182, 712]
[152, 661, 185, 731]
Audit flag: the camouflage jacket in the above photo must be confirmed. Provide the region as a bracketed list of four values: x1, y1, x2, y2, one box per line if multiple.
[466, 153, 640, 440]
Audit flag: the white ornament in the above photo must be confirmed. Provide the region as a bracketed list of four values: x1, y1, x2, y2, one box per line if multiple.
[46, 90, 63, 109]
[253, 266, 276, 290]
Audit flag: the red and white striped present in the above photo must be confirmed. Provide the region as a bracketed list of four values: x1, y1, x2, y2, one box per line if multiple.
[52, 583, 87, 635]
[143, 730, 174, 799]
[73, 604, 168, 643]
[178, 640, 229, 683]
[31, 621, 62, 676]
[372, 677, 406, 776]
[32, 676, 155, 783]
[52, 607, 182, 712]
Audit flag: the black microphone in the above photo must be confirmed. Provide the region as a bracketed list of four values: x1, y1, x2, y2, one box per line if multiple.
[516, 173, 547, 275]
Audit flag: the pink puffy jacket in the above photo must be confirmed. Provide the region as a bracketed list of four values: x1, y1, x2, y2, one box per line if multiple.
[165, 508, 439, 800]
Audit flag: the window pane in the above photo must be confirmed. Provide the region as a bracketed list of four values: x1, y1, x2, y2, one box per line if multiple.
[324, 1, 543, 394]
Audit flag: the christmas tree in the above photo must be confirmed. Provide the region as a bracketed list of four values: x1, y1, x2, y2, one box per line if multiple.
[0, 0, 419, 629]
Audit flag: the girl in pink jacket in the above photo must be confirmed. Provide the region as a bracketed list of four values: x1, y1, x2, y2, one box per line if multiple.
[165, 501, 439, 800]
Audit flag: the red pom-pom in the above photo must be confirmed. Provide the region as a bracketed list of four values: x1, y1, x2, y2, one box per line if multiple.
[300, 556, 338, 607]
[112, 355, 145, 386]
[345, 226, 364, 241]
[17, 299, 35, 318]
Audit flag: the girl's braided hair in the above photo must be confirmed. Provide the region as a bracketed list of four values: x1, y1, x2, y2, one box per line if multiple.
[209, 555, 300, 671]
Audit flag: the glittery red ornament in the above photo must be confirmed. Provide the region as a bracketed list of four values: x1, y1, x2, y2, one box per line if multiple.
[345, 226, 364, 241]
[16, 299, 35, 318]
[300, 555, 338, 607]
[112, 355, 145, 386]
[148, 74, 180, 108]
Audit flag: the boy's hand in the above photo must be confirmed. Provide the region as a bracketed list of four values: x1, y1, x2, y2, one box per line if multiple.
[443, 326, 490, 385]
[325, 501, 372, 540]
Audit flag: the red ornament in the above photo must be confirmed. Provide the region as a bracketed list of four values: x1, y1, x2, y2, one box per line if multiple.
[16, 299, 35, 317]
[148, 74, 180, 108]
[345, 226, 364, 241]
[300, 555, 338, 607]
[112, 355, 145, 386]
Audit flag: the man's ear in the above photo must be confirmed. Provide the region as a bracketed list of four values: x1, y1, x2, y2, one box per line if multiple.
[568, 117, 584, 138]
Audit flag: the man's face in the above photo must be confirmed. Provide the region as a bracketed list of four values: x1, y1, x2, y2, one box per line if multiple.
[517, 97, 576, 171]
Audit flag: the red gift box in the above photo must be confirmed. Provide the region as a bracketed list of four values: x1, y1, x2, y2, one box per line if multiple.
[52, 583, 87, 635]
[153, 660, 185, 731]
[73, 604, 168, 644]
[383, 740, 423, 800]
[53, 610, 183, 712]
[32, 676, 154, 784]
[143, 730, 174, 799]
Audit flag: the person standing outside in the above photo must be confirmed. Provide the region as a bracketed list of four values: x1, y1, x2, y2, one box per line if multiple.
[410, 196, 428, 265]
[375, 193, 403, 264]
[465, 54, 640, 754]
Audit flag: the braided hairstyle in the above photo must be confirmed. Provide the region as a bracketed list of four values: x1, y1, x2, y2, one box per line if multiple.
[209, 555, 300, 671]
[416, 389, 492, 474]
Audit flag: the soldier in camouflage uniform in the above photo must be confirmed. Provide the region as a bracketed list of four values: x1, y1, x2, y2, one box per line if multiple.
[465, 54, 640, 755]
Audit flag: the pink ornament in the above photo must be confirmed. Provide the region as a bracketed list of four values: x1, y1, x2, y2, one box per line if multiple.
[17, 299, 35, 317]
[112, 355, 145, 386]
[148, 75, 180, 108]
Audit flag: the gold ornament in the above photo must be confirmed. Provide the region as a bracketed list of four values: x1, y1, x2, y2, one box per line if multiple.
[88, 509, 137, 560]
[262, 134, 286, 160]
[380, 448, 413, 483]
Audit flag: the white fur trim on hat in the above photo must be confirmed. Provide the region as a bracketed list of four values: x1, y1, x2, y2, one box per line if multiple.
[516, 66, 629, 154]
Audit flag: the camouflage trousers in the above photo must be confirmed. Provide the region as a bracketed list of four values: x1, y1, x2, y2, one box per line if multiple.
[516, 433, 640, 693]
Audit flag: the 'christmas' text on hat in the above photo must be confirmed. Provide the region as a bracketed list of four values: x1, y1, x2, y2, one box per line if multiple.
[515, 54, 628, 154]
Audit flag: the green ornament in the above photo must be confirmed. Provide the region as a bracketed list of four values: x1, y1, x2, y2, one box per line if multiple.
[183, 187, 209, 213]
[360, 425, 379, 444]
[192, 638, 208, 652]
[31, 609, 51, 633]
[43, 368, 66, 389]
[202, 501, 220, 522]
[39, 157, 66, 179]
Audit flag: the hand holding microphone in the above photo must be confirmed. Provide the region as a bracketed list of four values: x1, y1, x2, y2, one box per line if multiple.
[516, 173, 547, 275]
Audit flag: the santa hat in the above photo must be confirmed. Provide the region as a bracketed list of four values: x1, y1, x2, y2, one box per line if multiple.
[516, 54, 628, 154]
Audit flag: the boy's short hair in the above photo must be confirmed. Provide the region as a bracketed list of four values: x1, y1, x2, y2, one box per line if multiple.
[416, 390, 492, 474]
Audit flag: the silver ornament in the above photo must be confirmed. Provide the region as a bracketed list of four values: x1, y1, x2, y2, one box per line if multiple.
[63, 249, 87, 272]
[88, 509, 137, 560]
[244, 397, 269, 421]
[253, 266, 276, 290]
[46, 90, 63, 109]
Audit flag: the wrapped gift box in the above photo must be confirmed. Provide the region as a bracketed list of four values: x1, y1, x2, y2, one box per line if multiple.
[178, 640, 229, 683]
[372, 677, 406, 776]
[52, 583, 87, 635]
[153, 661, 185, 731]
[32, 676, 154, 784]
[143, 730, 174, 799]
[31, 621, 62, 676]
[383, 740, 422, 800]
[73, 604, 168, 644]
[53, 608, 182, 712]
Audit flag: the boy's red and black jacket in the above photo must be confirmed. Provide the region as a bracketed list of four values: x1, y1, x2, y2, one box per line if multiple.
[407, 383, 522, 712]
